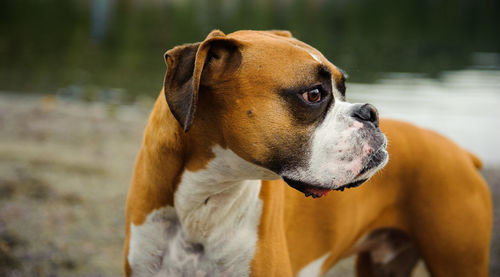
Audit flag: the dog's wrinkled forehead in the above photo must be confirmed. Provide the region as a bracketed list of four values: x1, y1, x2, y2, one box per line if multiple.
[228, 30, 346, 97]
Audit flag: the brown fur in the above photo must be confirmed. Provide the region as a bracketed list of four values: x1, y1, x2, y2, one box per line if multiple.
[124, 30, 492, 276]
[253, 119, 491, 276]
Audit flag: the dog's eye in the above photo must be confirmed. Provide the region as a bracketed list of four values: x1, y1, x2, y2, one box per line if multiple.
[301, 88, 321, 103]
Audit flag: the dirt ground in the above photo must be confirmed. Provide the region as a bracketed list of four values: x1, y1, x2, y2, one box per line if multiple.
[0, 93, 498, 276]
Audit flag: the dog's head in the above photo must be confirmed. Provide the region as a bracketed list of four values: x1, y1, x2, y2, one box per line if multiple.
[164, 30, 388, 198]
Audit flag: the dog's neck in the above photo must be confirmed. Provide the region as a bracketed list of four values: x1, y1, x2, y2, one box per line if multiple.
[130, 95, 280, 275]
[174, 146, 273, 276]
[142, 95, 277, 235]
[174, 146, 267, 243]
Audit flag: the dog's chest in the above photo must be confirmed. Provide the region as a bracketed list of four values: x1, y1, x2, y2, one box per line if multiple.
[128, 207, 221, 276]
[128, 196, 262, 277]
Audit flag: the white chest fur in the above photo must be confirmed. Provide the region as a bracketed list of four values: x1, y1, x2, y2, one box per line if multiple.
[128, 146, 278, 276]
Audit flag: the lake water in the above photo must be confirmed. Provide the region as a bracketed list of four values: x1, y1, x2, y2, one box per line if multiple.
[349, 69, 500, 166]
[1, 0, 498, 97]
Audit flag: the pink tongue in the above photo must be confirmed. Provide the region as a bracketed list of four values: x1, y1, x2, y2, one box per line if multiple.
[305, 187, 331, 197]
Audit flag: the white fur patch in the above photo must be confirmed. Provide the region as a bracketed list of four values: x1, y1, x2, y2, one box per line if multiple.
[331, 78, 346, 100]
[298, 252, 331, 277]
[281, 100, 387, 189]
[128, 206, 192, 276]
[309, 101, 366, 185]
[306, 50, 323, 64]
[128, 146, 275, 276]
[290, 42, 323, 64]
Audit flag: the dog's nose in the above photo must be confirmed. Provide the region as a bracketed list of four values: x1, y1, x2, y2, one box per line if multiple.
[351, 103, 379, 127]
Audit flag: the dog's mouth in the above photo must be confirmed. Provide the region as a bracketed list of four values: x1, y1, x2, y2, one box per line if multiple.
[282, 177, 368, 198]
[358, 148, 388, 176]
[281, 147, 387, 198]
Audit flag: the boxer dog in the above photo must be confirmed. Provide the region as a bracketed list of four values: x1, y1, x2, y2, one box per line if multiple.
[124, 30, 492, 276]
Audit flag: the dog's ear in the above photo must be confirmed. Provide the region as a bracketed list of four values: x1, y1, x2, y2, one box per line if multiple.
[265, 30, 293, 38]
[164, 30, 240, 132]
[164, 42, 200, 132]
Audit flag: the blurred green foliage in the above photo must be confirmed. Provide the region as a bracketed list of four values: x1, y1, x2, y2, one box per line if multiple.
[0, 0, 498, 98]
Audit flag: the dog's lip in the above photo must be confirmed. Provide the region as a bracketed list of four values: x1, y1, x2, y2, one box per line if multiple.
[282, 177, 331, 198]
[358, 147, 388, 177]
[282, 177, 369, 198]
[336, 178, 368, 191]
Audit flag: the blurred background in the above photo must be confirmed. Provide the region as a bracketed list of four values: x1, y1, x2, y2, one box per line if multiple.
[0, 0, 499, 276]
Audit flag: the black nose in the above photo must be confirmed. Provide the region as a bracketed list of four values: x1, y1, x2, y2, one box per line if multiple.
[351, 103, 379, 127]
